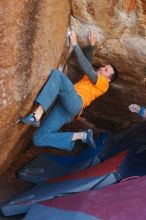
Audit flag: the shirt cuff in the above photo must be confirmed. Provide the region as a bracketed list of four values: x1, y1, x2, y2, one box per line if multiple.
[73, 43, 78, 49]
[138, 106, 145, 117]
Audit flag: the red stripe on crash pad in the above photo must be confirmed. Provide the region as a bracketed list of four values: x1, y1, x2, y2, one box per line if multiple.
[48, 151, 127, 183]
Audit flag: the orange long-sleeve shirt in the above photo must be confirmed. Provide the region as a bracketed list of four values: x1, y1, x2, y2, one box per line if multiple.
[74, 74, 109, 110]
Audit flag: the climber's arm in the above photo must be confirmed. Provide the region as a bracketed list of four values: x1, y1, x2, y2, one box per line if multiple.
[70, 31, 97, 84]
[82, 31, 97, 64]
[128, 104, 146, 119]
[82, 46, 93, 65]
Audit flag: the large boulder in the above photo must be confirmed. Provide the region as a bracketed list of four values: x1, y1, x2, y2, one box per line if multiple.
[1, 0, 146, 173]
[0, 0, 70, 172]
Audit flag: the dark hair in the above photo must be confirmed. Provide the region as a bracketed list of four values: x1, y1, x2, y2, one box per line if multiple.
[92, 64, 118, 82]
[110, 64, 118, 82]
[92, 64, 100, 72]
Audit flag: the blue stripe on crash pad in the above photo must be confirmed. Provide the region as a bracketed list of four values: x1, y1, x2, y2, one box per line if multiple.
[23, 204, 101, 220]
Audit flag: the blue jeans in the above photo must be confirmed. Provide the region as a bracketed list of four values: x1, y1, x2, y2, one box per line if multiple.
[33, 69, 83, 150]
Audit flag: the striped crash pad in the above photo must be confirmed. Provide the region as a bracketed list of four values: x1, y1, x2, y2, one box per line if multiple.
[18, 132, 109, 184]
[0, 151, 126, 216]
[23, 176, 146, 220]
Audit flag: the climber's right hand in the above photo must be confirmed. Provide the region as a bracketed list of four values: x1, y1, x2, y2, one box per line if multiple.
[128, 104, 141, 113]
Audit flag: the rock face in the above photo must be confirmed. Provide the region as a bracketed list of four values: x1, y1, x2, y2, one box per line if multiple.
[70, 0, 146, 129]
[0, 0, 70, 172]
[1, 0, 146, 173]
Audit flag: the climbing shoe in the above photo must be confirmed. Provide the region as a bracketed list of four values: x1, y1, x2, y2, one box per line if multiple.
[20, 114, 40, 127]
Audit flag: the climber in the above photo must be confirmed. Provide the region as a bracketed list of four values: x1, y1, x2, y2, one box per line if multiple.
[129, 104, 146, 119]
[20, 30, 118, 151]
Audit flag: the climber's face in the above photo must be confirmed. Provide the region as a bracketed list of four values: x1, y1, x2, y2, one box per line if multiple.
[98, 65, 114, 80]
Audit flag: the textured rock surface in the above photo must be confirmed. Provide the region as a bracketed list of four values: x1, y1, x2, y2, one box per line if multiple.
[0, 0, 70, 173]
[70, 0, 146, 129]
[1, 0, 146, 173]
